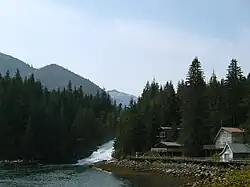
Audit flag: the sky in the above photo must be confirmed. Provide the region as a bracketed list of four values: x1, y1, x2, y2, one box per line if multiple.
[0, 0, 250, 96]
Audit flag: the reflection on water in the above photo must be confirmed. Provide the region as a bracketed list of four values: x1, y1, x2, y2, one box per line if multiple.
[0, 165, 134, 187]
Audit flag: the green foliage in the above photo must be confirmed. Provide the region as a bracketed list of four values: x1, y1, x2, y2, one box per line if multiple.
[212, 152, 220, 163]
[0, 70, 119, 164]
[114, 79, 181, 158]
[205, 170, 250, 187]
[114, 57, 250, 158]
[181, 57, 209, 156]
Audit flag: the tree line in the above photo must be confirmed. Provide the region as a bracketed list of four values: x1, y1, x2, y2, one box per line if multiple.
[0, 70, 120, 164]
[114, 58, 250, 157]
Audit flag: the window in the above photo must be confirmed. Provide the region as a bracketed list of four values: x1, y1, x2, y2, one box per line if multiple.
[224, 154, 229, 161]
[159, 132, 165, 138]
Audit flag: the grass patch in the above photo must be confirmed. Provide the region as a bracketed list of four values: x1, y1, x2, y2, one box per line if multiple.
[205, 169, 250, 187]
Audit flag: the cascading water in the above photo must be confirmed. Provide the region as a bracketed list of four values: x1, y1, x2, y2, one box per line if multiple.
[76, 140, 114, 165]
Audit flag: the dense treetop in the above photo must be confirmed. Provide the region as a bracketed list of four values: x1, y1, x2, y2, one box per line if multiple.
[0, 69, 120, 164]
[114, 58, 250, 157]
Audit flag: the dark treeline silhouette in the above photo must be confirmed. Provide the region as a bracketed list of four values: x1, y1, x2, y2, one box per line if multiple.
[114, 58, 250, 158]
[0, 69, 120, 164]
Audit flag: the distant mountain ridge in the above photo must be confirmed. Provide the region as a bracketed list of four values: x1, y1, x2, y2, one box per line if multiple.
[0, 52, 135, 97]
[0, 53, 102, 95]
[0, 52, 35, 77]
[107, 89, 137, 107]
[33, 64, 102, 94]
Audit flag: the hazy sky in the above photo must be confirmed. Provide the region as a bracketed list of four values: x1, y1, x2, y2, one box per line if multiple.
[0, 0, 250, 96]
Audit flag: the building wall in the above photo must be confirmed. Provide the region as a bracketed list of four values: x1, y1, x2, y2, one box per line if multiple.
[215, 130, 232, 149]
[232, 133, 244, 143]
[220, 146, 233, 162]
[233, 153, 250, 160]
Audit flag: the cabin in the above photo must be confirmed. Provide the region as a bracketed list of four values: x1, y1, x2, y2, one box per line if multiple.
[214, 127, 245, 148]
[157, 126, 183, 142]
[151, 126, 184, 157]
[219, 143, 250, 162]
[203, 127, 245, 156]
[151, 141, 184, 157]
[203, 127, 250, 161]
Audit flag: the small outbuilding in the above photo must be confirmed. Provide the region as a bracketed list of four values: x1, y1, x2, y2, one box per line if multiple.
[219, 143, 250, 162]
[151, 141, 184, 157]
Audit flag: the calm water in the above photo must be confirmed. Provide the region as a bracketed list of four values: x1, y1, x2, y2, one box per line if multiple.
[0, 165, 135, 187]
[0, 165, 187, 187]
[0, 140, 186, 187]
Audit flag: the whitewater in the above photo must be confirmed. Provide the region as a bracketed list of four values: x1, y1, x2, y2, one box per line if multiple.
[76, 139, 115, 165]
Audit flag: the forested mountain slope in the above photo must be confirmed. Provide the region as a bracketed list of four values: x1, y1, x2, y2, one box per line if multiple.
[34, 64, 102, 95]
[0, 53, 35, 77]
[0, 53, 102, 95]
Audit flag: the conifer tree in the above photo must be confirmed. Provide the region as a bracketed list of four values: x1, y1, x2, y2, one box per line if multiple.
[181, 57, 209, 156]
[207, 70, 224, 141]
[225, 59, 247, 127]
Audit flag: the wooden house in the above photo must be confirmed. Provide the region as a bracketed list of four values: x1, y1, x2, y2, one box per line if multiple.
[203, 127, 250, 161]
[151, 126, 184, 157]
[151, 141, 184, 157]
[214, 127, 245, 148]
[219, 143, 250, 162]
[203, 127, 245, 156]
[157, 126, 183, 142]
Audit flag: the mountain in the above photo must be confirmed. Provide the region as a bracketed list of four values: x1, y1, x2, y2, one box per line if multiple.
[0, 53, 102, 95]
[33, 64, 102, 95]
[0, 52, 35, 77]
[107, 89, 137, 107]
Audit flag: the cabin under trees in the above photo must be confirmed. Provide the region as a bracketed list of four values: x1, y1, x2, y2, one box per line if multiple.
[151, 126, 184, 157]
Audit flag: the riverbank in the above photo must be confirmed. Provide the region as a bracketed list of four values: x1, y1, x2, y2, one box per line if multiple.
[94, 159, 248, 187]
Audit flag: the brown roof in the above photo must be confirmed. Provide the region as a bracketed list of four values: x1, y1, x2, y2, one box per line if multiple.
[221, 127, 244, 133]
[213, 127, 245, 142]
[155, 141, 183, 147]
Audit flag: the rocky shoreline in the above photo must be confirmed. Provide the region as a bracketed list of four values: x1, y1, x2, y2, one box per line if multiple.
[94, 159, 248, 187]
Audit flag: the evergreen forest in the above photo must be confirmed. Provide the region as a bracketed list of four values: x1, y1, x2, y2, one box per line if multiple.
[1, 57, 250, 163]
[114, 58, 250, 158]
[0, 69, 120, 164]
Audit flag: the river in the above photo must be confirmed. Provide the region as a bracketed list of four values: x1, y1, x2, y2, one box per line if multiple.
[0, 140, 185, 187]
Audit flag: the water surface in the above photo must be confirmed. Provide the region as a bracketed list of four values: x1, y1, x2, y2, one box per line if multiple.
[0, 165, 134, 187]
[0, 140, 187, 187]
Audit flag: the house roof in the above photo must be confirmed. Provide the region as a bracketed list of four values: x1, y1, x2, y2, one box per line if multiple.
[160, 126, 183, 130]
[213, 127, 244, 142]
[155, 141, 183, 147]
[222, 127, 244, 133]
[229, 143, 250, 153]
[160, 127, 172, 130]
[220, 144, 250, 155]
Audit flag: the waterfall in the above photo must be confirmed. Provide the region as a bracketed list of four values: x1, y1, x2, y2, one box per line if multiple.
[76, 140, 114, 165]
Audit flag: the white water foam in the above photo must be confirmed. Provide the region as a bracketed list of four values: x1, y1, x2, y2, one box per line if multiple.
[76, 140, 114, 165]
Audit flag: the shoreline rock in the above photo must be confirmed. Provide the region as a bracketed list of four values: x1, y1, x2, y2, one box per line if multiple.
[0, 159, 42, 169]
[94, 159, 247, 186]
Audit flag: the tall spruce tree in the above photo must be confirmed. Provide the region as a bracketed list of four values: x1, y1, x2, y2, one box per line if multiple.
[181, 57, 209, 156]
[225, 59, 247, 127]
[207, 70, 224, 141]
